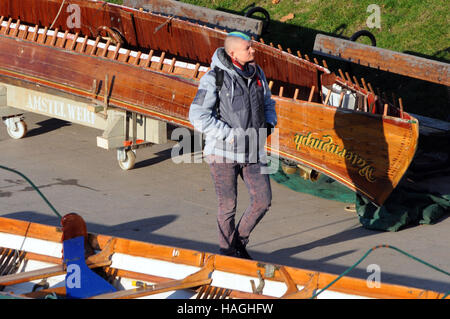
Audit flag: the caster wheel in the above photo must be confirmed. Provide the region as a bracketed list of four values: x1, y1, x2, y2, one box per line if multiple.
[118, 150, 136, 170]
[7, 120, 27, 139]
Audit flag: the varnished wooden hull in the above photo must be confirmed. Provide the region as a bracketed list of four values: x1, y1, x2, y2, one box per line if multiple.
[274, 99, 418, 205]
[0, 0, 418, 205]
[0, 216, 445, 299]
[0, 0, 323, 93]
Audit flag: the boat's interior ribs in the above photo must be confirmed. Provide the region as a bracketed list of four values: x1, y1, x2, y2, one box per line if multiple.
[0, 16, 405, 119]
[0, 16, 210, 79]
[0, 247, 26, 289]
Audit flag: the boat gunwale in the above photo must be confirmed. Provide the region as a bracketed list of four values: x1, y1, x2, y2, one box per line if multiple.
[0, 17, 414, 126]
[0, 31, 418, 127]
[0, 216, 446, 299]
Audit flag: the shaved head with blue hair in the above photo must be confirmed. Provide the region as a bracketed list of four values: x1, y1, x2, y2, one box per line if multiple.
[224, 32, 251, 54]
[228, 31, 251, 41]
[224, 31, 255, 64]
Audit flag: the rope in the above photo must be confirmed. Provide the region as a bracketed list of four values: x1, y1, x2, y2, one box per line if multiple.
[0, 165, 62, 220]
[50, 0, 67, 29]
[310, 244, 450, 299]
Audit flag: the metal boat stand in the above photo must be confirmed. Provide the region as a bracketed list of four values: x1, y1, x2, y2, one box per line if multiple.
[0, 78, 167, 170]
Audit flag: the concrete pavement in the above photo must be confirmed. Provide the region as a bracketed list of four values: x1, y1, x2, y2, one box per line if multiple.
[1, 112, 449, 294]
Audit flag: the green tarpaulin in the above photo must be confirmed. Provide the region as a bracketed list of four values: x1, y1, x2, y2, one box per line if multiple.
[355, 188, 449, 232]
[269, 157, 449, 232]
[269, 161, 356, 203]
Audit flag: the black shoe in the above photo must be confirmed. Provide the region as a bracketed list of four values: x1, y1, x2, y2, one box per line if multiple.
[235, 241, 253, 260]
[236, 247, 252, 260]
[219, 248, 236, 257]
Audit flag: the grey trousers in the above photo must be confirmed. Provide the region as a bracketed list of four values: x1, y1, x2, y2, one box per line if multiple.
[207, 155, 272, 254]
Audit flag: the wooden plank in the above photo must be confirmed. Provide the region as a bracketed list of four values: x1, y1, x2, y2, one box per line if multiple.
[133, 51, 142, 65]
[60, 30, 69, 48]
[313, 34, 450, 86]
[80, 35, 88, 53]
[308, 85, 315, 102]
[0, 260, 111, 286]
[102, 39, 112, 58]
[90, 256, 214, 299]
[50, 28, 59, 46]
[123, 0, 263, 36]
[22, 286, 66, 298]
[12, 19, 20, 37]
[95, 234, 205, 267]
[90, 36, 100, 55]
[0, 265, 64, 286]
[191, 63, 200, 78]
[112, 43, 122, 60]
[3, 17, 12, 35]
[91, 278, 211, 299]
[293, 88, 299, 100]
[40, 26, 48, 44]
[21, 25, 29, 40]
[280, 267, 319, 299]
[69, 33, 79, 51]
[0, 218, 62, 242]
[157, 51, 165, 70]
[31, 25, 39, 42]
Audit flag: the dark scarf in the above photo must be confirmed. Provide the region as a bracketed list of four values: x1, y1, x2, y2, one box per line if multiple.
[217, 48, 261, 86]
[231, 59, 257, 80]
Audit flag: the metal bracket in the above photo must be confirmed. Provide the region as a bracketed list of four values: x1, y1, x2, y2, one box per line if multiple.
[89, 75, 111, 119]
[117, 148, 127, 162]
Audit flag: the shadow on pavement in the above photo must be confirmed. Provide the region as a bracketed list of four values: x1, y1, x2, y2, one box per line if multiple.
[3, 210, 449, 294]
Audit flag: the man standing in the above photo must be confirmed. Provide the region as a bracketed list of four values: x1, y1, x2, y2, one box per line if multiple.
[189, 31, 277, 259]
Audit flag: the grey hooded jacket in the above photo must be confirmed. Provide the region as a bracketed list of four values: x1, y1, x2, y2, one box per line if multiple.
[189, 47, 277, 163]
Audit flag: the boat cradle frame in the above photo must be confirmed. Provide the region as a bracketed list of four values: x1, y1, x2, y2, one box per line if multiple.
[0, 78, 167, 170]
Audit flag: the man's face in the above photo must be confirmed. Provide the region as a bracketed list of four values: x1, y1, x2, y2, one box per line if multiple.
[230, 38, 255, 65]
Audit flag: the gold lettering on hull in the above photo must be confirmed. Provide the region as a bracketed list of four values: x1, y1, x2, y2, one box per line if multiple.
[294, 132, 376, 182]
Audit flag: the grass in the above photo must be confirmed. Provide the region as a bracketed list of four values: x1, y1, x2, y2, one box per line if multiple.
[106, 0, 449, 120]
[179, 0, 449, 60]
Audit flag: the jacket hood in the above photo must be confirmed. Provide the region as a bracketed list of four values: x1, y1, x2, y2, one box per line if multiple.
[211, 48, 239, 77]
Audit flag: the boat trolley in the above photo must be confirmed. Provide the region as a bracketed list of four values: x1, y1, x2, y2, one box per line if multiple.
[0, 79, 167, 170]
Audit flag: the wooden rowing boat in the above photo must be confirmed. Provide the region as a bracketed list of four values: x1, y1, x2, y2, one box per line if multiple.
[0, 0, 418, 205]
[0, 214, 446, 299]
